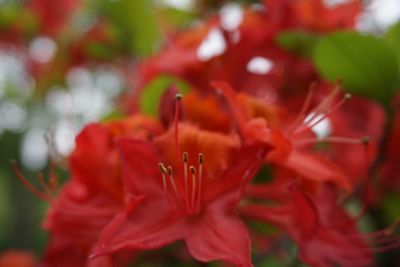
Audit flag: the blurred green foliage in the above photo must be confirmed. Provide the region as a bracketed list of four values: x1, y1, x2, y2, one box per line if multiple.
[314, 31, 399, 106]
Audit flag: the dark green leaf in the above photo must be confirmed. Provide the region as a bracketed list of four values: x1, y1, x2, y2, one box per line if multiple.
[276, 31, 319, 58]
[94, 0, 160, 56]
[385, 22, 400, 66]
[157, 8, 195, 28]
[139, 75, 190, 116]
[313, 31, 399, 106]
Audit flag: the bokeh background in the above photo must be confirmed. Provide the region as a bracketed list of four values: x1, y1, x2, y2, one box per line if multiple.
[0, 0, 400, 261]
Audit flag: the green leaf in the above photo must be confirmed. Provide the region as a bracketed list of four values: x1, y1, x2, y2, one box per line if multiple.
[139, 75, 190, 116]
[385, 22, 400, 66]
[276, 31, 319, 58]
[157, 8, 196, 28]
[86, 42, 118, 61]
[94, 0, 160, 56]
[313, 31, 399, 106]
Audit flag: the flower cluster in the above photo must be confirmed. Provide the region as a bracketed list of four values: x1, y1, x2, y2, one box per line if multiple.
[5, 0, 400, 266]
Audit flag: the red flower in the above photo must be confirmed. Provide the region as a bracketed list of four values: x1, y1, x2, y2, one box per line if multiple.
[241, 184, 374, 267]
[264, 0, 362, 33]
[28, 0, 80, 37]
[43, 116, 161, 266]
[213, 81, 351, 190]
[92, 123, 267, 266]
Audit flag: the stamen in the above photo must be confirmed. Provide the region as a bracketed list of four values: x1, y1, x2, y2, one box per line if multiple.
[372, 240, 400, 253]
[295, 136, 368, 147]
[190, 166, 196, 210]
[210, 81, 247, 135]
[158, 163, 167, 192]
[294, 94, 351, 135]
[158, 152, 205, 214]
[197, 153, 204, 212]
[48, 162, 59, 191]
[37, 173, 52, 195]
[287, 83, 315, 133]
[183, 152, 189, 208]
[174, 93, 182, 159]
[167, 166, 180, 199]
[11, 160, 52, 202]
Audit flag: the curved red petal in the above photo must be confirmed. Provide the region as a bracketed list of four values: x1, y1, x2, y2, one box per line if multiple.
[186, 192, 253, 267]
[94, 198, 185, 256]
[117, 138, 163, 197]
[285, 151, 351, 190]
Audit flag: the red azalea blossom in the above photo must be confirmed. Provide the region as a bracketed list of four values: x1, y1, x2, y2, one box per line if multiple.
[28, 0, 80, 37]
[92, 123, 267, 266]
[241, 184, 374, 267]
[212, 81, 352, 190]
[5, 0, 400, 266]
[42, 116, 161, 266]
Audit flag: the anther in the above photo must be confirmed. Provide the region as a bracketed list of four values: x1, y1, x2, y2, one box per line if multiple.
[158, 163, 168, 192]
[198, 153, 204, 164]
[183, 152, 188, 163]
[190, 166, 196, 174]
[167, 165, 180, 200]
[344, 93, 352, 100]
[167, 166, 173, 176]
[158, 163, 166, 173]
[175, 93, 183, 100]
[362, 136, 370, 145]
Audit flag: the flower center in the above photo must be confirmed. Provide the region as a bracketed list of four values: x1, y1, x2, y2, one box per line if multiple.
[158, 152, 204, 215]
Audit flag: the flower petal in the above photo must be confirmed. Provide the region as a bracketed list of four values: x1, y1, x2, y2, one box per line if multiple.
[285, 151, 351, 190]
[94, 198, 185, 256]
[186, 192, 253, 267]
[117, 138, 163, 196]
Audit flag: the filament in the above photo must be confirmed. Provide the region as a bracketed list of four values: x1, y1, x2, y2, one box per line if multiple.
[294, 93, 351, 135]
[197, 153, 204, 212]
[11, 160, 52, 202]
[287, 84, 315, 133]
[167, 166, 180, 200]
[174, 93, 182, 159]
[183, 152, 189, 208]
[295, 136, 368, 147]
[190, 166, 196, 210]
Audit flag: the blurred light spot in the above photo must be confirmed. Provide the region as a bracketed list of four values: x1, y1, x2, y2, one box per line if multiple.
[0, 102, 27, 131]
[220, 3, 243, 31]
[357, 0, 400, 31]
[304, 113, 332, 139]
[66, 67, 93, 88]
[72, 12, 97, 32]
[0, 52, 34, 99]
[21, 128, 48, 171]
[160, 0, 194, 10]
[53, 120, 77, 156]
[250, 3, 266, 12]
[70, 86, 111, 120]
[46, 87, 72, 115]
[247, 57, 273, 75]
[94, 69, 123, 96]
[197, 27, 226, 61]
[369, 0, 400, 28]
[323, 0, 350, 8]
[29, 37, 57, 63]
[231, 30, 241, 44]
[0, 82, 4, 99]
